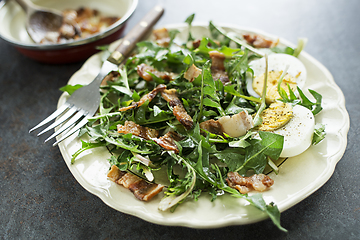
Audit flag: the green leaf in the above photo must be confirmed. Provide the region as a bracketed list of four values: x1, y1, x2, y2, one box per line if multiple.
[192, 140, 215, 184]
[258, 131, 284, 160]
[312, 123, 326, 145]
[184, 13, 195, 25]
[132, 90, 140, 102]
[71, 140, 107, 163]
[228, 131, 254, 148]
[103, 135, 154, 154]
[158, 151, 197, 211]
[183, 54, 194, 65]
[112, 86, 133, 96]
[224, 85, 261, 103]
[59, 84, 83, 95]
[297, 87, 323, 115]
[235, 131, 283, 174]
[253, 55, 269, 127]
[168, 29, 180, 46]
[135, 100, 174, 125]
[195, 38, 242, 57]
[212, 165, 287, 232]
[214, 148, 245, 172]
[108, 150, 132, 171]
[203, 98, 221, 108]
[185, 13, 195, 41]
[293, 38, 307, 57]
[243, 194, 287, 232]
[271, 46, 294, 55]
[111, 67, 132, 96]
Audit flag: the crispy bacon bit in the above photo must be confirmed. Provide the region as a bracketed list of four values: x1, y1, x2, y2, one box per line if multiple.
[41, 7, 120, 44]
[153, 28, 170, 47]
[63, 9, 77, 23]
[137, 63, 176, 82]
[59, 23, 76, 39]
[199, 119, 224, 136]
[200, 111, 254, 138]
[101, 71, 120, 86]
[209, 51, 230, 85]
[59, 10, 78, 39]
[211, 69, 230, 85]
[107, 165, 164, 201]
[118, 172, 142, 188]
[153, 131, 182, 153]
[161, 89, 194, 130]
[192, 39, 201, 49]
[128, 179, 164, 201]
[209, 51, 226, 70]
[107, 164, 126, 182]
[226, 172, 274, 194]
[119, 84, 166, 112]
[184, 64, 202, 82]
[243, 34, 277, 48]
[117, 121, 159, 140]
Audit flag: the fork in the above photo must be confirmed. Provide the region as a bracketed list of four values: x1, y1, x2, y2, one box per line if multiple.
[29, 6, 164, 146]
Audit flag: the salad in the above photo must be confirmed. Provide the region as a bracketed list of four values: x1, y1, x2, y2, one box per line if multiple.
[63, 14, 326, 231]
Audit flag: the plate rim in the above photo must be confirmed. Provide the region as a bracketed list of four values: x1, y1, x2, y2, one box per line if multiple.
[57, 23, 350, 228]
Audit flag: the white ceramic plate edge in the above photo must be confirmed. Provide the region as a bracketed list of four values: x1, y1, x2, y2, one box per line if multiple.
[56, 23, 350, 228]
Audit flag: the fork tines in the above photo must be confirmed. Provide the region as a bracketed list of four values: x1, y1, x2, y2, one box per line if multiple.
[29, 103, 91, 146]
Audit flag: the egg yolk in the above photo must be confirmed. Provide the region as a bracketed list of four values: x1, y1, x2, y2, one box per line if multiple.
[256, 102, 293, 131]
[252, 70, 297, 104]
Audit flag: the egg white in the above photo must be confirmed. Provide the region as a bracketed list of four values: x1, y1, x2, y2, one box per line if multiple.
[246, 53, 307, 98]
[271, 104, 315, 158]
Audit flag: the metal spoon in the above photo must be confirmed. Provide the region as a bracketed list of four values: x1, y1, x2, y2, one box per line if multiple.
[14, 0, 64, 43]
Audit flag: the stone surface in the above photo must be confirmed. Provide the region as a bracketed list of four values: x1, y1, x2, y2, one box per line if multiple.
[1, 0, 359, 239]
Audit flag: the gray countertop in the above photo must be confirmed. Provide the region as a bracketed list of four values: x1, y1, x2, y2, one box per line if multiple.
[1, 0, 359, 239]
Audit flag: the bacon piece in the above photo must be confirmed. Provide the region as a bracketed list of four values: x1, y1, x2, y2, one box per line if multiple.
[184, 64, 201, 82]
[128, 179, 164, 201]
[153, 28, 170, 47]
[153, 131, 182, 153]
[107, 164, 127, 182]
[192, 39, 201, 49]
[59, 23, 76, 39]
[209, 51, 230, 85]
[101, 71, 120, 86]
[211, 69, 230, 85]
[243, 34, 277, 48]
[107, 165, 164, 201]
[200, 111, 254, 138]
[199, 119, 224, 136]
[161, 89, 193, 130]
[60, 10, 79, 39]
[137, 63, 176, 82]
[119, 84, 166, 112]
[117, 121, 159, 140]
[209, 51, 226, 70]
[63, 9, 78, 23]
[76, 7, 99, 24]
[226, 172, 274, 194]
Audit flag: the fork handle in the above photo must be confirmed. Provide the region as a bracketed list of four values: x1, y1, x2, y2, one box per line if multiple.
[107, 6, 164, 65]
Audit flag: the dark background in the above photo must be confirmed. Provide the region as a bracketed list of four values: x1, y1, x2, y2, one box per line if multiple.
[1, 0, 359, 239]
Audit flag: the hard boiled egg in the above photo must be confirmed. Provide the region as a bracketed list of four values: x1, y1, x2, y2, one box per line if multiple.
[270, 104, 315, 158]
[246, 53, 307, 103]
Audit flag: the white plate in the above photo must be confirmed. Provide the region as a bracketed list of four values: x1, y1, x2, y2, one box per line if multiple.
[57, 24, 350, 228]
